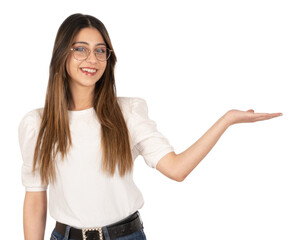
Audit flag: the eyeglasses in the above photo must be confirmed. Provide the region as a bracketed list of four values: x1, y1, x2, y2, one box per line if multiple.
[70, 46, 113, 62]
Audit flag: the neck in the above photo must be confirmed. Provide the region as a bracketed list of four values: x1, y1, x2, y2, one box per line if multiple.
[68, 84, 95, 111]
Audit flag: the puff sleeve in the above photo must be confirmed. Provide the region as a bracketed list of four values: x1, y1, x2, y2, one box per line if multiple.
[128, 98, 174, 168]
[18, 110, 48, 191]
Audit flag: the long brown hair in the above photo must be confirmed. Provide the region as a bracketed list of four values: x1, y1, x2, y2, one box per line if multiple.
[33, 13, 133, 185]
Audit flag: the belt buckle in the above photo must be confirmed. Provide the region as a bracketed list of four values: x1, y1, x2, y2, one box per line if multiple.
[82, 227, 103, 240]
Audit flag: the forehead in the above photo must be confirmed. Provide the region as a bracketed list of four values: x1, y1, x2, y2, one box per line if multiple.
[73, 27, 105, 45]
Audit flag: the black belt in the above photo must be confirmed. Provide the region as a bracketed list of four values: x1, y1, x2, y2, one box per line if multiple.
[55, 211, 143, 240]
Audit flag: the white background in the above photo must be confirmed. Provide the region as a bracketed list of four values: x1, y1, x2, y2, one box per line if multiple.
[1, 0, 296, 239]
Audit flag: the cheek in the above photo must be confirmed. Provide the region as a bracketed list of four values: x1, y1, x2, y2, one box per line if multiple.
[99, 62, 107, 74]
[66, 57, 80, 78]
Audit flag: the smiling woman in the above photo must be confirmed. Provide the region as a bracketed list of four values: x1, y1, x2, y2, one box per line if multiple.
[19, 13, 150, 240]
[18, 12, 283, 240]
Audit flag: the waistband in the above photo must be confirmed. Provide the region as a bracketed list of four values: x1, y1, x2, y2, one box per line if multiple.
[55, 211, 143, 240]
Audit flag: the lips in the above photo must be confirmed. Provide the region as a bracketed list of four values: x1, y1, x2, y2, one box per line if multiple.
[80, 67, 98, 76]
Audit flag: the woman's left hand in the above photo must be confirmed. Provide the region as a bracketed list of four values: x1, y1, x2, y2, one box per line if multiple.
[223, 109, 283, 127]
[157, 108, 283, 182]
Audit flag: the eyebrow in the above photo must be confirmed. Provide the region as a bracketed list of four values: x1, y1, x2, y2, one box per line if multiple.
[72, 41, 106, 46]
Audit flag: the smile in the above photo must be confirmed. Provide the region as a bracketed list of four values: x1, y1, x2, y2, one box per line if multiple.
[80, 67, 98, 75]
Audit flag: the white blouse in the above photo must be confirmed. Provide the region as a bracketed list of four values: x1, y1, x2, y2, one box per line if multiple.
[18, 97, 174, 228]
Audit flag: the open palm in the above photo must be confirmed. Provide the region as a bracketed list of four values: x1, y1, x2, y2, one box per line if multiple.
[224, 109, 283, 126]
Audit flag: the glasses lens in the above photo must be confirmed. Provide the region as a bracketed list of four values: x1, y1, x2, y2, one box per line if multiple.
[73, 47, 88, 60]
[95, 47, 110, 61]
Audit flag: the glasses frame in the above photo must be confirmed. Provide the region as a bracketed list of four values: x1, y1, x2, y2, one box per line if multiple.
[70, 46, 113, 62]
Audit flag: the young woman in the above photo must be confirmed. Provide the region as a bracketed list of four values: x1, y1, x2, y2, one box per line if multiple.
[18, 13, 282, 240]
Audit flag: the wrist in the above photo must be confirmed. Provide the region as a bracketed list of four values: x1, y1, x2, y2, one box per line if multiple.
[221, 111, 234, 128]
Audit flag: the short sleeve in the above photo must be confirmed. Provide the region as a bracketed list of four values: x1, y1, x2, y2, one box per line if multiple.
[18, 110, 48, 192]
[128, 98, 174, 168]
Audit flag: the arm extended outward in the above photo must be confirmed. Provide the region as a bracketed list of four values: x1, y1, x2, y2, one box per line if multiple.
[156, 109, 283, 182]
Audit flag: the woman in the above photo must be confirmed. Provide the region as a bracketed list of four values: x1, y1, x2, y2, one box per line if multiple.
[18, 13, 282, 240]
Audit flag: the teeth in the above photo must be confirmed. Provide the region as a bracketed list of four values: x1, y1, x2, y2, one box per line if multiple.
[81, 68, 97, 73]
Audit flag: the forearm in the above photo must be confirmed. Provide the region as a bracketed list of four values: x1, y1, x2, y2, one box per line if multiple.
[23, 192, 47, 240]
[174, 113, 230, 180]
[157, 108, 282, 181]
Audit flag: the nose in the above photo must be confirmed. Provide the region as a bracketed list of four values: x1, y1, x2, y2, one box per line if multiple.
[85, 50, 98, 64]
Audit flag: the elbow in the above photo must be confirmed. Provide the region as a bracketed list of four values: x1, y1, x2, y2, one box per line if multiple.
[174, 177, 185, 182]
[160, 170, 186, 182]
[157, 152, 188, 182]
[171, 159, 188, 182]
[171, 172, 187, 182]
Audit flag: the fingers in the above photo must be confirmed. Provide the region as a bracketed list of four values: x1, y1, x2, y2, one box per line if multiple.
[247, 109, 282, 118]
[251, 112, 283, 122]
[225, 109, 282, 125]
[255, 112, 283, 118]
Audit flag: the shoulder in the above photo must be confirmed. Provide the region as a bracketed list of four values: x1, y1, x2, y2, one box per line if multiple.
[18, 108, 44, 133]
[117, 96, 147, 107]
[117, 97, 148, 117]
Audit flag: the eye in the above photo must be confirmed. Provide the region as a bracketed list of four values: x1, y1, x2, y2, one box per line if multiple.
[95, 47, 107, 54]
[73, 46, 87, 52]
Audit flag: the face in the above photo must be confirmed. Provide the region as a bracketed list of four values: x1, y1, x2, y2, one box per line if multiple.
[66, 27, 107, 89]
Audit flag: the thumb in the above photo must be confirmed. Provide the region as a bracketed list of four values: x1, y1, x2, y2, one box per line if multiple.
[247, 109, 254, 113]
